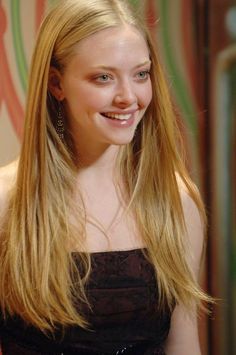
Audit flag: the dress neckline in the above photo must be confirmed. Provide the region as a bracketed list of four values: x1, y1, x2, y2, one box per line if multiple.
[71, 247, 146, 256]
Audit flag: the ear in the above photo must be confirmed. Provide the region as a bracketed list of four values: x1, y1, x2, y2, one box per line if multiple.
[48, 66, 65, 101]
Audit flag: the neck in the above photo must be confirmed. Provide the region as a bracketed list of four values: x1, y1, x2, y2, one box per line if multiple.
[75, 143, 120, 174]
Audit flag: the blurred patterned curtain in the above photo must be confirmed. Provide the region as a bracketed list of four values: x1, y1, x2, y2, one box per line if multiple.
[0, 1, 235, 354]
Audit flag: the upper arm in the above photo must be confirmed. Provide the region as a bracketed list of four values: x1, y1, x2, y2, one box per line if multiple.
[181, 188, 204, 280]
[165, 184, 205, 355]
[0, 175, 8, 221]
[0, 160, 18, 223]
[165, 304, 201, 355]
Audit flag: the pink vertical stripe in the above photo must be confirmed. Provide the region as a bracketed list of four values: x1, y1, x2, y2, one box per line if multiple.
[36, 0, 46, 31]
[180, 0, 199, 107]
[145, 0, 158, 37]
[0, 3, 24, 139]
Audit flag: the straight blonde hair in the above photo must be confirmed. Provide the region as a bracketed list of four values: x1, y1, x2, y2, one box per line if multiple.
[0, 0, 210, 332]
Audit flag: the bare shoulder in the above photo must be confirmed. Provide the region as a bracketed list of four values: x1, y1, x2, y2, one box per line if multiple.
[176, 173, 204, 279]
[178, 176, 202, 223]
[176, 173, 202, 226]
[0, 159, 18, 216]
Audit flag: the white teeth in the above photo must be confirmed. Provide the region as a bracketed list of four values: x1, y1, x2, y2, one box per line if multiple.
[103, 113, 132, 120]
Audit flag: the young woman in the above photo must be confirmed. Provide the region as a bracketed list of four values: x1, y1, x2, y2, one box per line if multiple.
[0, 0, 210, 354]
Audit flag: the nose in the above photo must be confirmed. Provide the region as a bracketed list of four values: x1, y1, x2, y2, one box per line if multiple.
[113, 80, 137, 108]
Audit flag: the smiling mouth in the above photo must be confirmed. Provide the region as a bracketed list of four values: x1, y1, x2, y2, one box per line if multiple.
[101, 112, 133, 120]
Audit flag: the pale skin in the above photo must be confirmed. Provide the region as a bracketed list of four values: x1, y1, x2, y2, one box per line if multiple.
[0, 25, 204, 354]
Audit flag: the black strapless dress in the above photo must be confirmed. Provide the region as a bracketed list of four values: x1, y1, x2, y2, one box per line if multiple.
[0, 249, 171, 354]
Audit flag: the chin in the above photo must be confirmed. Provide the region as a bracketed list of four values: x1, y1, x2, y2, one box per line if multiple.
[110, 134, 136, 146]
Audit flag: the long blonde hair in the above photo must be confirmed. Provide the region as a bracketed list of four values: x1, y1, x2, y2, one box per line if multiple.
[0, 0, 209, 332]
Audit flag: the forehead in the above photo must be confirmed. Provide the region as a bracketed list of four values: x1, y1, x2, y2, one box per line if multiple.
[68, 25, 150, 68]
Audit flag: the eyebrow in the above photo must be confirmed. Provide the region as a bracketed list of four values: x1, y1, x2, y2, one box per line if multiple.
[91, 60, 152, 71]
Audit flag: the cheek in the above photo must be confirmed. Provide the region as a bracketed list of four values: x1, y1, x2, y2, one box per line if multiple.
[71, 86, 113, 111]
[141, 82, 153, 107]
[65, 94, 111, 121]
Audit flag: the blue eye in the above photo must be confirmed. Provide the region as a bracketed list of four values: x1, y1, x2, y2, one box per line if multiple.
[136, 70, 150, 80]
[95, 74, 111, 82]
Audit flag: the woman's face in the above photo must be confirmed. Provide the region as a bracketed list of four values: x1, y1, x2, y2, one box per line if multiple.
[50, 25, 152, 152]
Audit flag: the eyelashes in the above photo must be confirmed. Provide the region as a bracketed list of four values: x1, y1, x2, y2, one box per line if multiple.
[135, 70, 150, 80]
[92, 69, 151, 85]
[94, 74, 112, 83]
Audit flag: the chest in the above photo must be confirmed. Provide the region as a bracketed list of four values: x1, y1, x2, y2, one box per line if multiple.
[76, 181, 143, 252]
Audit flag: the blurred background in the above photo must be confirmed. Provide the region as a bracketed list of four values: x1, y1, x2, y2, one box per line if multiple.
[0, 0, 235, 354]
